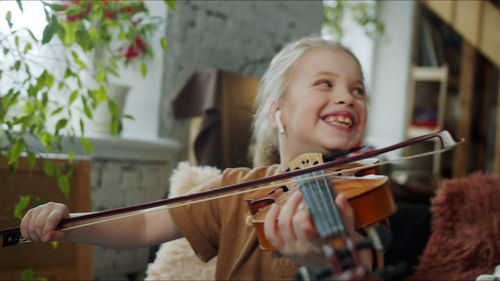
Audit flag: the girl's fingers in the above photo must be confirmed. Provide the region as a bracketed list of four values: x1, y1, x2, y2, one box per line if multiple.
[264, 203, 285, 249]
[41, 205, 68, 242]
[42, 204, 69, 241]
[292, 203, 318, 242]
[277, 191, 303, 244]
[20, 209, 33, 240]
[27, 210, 43, 242]
[335, 193, 356, 235]
[21, 202, 69, 243]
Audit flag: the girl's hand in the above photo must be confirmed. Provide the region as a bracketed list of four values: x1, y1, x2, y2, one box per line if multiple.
[263, 191, 372, 270]
[20, 202, 70, 243]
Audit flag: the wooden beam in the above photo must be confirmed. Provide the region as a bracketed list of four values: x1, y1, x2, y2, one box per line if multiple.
[453, 41, 476, 178]
[454, 0, 483, 46]
[494, 77, 500, 175]
[423, 0, 455, 25]
[479, 1, 500, 69]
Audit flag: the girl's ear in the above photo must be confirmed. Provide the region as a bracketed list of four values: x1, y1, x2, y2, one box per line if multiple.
[267, 101, 285, 134]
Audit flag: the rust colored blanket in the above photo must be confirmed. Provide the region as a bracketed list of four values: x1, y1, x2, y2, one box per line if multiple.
[409, 172, 500, 280]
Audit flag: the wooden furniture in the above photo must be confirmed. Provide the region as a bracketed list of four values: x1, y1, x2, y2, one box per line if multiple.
[405, 65, 449, 177]
[0, 156, 92, 280]
[411, 1, 500, 176]
[422, 0, 500, 68]
[173, 69, 259, 169]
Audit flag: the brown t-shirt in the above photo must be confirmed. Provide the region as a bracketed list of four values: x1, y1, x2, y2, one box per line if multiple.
[169, 165, 300, 280]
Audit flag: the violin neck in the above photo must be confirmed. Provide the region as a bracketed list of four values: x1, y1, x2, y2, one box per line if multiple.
[296, 170, 346, 241]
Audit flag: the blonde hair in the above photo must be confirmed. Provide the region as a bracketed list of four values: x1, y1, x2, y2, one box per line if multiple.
[251, 36, 363, 167]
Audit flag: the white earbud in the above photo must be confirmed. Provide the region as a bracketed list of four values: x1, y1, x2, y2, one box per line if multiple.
[274, 110, 285, 134]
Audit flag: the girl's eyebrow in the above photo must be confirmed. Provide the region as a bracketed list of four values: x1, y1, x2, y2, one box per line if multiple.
[313, 71, 339, 78]
[314, 71, 364, 85]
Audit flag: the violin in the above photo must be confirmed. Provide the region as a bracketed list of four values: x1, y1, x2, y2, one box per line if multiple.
[246, 152, 396, 280]
[0, 130, 462, 250]
[245, 156, 396, 251]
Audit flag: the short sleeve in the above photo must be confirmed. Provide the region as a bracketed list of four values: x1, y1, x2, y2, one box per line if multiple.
[169, 174, 223, 262]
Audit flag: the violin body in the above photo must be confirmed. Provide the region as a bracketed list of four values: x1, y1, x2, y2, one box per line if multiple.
[245, 158, 397, 251]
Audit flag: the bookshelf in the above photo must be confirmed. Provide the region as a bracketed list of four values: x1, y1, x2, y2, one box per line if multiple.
[405, 65, 448, 178]
[407, 1, 500, 179]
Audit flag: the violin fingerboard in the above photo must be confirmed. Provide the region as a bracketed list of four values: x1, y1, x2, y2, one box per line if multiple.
[296, 171, 346, 240]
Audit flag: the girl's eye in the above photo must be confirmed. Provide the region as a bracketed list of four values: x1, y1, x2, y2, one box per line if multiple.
[353, 87, 364, 96]
[315, 80, 332, 88]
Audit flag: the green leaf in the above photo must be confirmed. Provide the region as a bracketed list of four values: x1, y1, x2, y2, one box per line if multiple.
[51, 241, 59, 249]
[96, 86, 107, 103]
[51, 106, 64, 116]
[9, 139, 24, 165]
[71, 51, 87, 69]
[40, 132, 53, 150]
[14, 196, 31, 220]
[57, 175, 70, 197]
[27, 29, 37, 41]
[96, 70, 106, 84]
[160, 37, 167, 51]
[79, 118, 84, 135]
[21, 269, 34, 281]
[69, 90, 79, 105]
[50, 3, 66, 12]
[75, 29, 93, 51]
[59, 21, 77, 45]
[5, 11, 13, 29]
[83, 103, 92, 119]
[164, 0, 176, 10]
[27, 152, 37, 170]
[43, 159, 57, 177]
[33, 196, 43, 208]
[64, 67, 73, 79]
[23, 43, 32, 54]
[105, 66, 119, 77]
[16, 0, 23, 12]
[55, 118, 68, 133]
[27, 84, 37, 97]
[108, 99, 120, 117]
[68, 150, 75, 163]
[140, 62, 147, 78]
[123, 114, 135, 120]
[13, 60, 21, 71]
[80, 137, 94, 155]
[42, 16, 58, 44]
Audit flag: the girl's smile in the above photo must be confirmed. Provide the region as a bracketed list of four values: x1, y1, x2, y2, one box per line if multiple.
[274, 48, 368, 164]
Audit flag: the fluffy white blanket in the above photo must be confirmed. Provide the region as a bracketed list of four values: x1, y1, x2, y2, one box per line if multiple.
[145, 162, 220, 280]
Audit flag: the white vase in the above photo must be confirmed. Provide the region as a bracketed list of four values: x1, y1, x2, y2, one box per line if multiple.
[84, 83, 129, 135]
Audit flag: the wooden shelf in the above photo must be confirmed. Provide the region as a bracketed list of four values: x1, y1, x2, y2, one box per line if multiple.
[422, 0, 500, 69]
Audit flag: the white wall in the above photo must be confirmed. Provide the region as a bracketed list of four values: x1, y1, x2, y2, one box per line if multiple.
[365, 1, 416, 153]
[117, 2, 168, 141]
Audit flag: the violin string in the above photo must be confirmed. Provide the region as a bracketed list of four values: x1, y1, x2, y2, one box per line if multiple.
[319, 169, 345, 236]
[58, 145, 456, 233]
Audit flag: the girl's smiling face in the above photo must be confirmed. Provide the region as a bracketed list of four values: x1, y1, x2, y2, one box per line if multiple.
[275, 48, 367, 163]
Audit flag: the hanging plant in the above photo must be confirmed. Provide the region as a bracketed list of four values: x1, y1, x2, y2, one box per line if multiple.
[0, 0, 175, 224]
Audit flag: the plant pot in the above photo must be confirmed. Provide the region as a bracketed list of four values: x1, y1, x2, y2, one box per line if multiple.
[84, 83, 130, 136]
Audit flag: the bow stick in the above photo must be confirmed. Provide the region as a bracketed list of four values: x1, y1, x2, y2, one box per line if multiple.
[0, 129, 463, 247]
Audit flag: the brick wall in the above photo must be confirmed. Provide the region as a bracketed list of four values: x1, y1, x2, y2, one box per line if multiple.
[90, 158, 176, 280]
[158, 0, 324, 146]
[92, 1, 324, 279]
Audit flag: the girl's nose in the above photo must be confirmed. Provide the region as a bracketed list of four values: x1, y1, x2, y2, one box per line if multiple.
[332, 87, 354, 106]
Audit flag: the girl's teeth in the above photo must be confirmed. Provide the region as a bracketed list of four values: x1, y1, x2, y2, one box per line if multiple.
[324, 115, 353, 128]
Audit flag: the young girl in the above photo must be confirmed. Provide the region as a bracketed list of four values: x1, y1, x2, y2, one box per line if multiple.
[20, 36, 374, 280]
